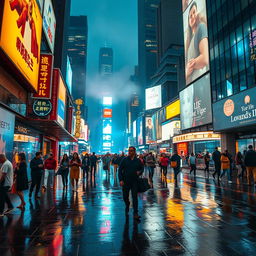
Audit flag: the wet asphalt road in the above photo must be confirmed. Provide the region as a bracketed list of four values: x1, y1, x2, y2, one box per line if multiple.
[1, 165, 256, 256]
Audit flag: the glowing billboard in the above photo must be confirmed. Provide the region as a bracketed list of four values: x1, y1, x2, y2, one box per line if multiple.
[146, 85, 162, 110]
[43, 0, 56, 52]
[0, 0, 43, 91]
[57, 75, 66, 127]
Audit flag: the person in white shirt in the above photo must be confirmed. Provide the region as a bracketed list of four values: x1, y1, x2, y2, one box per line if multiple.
[0, 154, 14, 216]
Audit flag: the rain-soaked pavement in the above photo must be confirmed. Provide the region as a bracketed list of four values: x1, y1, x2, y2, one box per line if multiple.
[1, 165, 256, 256]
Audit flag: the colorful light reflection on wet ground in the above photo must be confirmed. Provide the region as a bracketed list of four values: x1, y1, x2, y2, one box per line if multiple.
[1, 167, 256, 256]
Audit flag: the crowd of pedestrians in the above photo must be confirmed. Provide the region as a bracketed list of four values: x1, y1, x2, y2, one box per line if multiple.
[1, 145, 256, 219]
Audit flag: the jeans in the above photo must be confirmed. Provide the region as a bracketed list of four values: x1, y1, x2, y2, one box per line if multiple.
[122, 182, 139, 214]
[0, 186, 13, 214]
[220, 169, 231, 181]
[246, 166, 256, 185]
[148, 166, 155, 181]
[173, 168, 180, 180]
[30, 171, 42, 196]
[162, 166, 167, 176]
[213, 163, 221, 178]
[83, 166, 90, 179]
[61, 168, 69, 187]
[91, 165, 97, 177]
[44, 169, 54, 188]
[190, 164, 196, 175]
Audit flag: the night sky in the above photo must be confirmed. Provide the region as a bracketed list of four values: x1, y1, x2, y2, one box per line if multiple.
[71, 0, 138, 75]
[71, 0, 138, 152]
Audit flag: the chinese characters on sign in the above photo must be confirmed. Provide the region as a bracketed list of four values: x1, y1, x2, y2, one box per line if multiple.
[33, 100, 52, 117]
[32, 54, 53, 98]
[74, 99, 83, 138]
[249, 29, 256, 61]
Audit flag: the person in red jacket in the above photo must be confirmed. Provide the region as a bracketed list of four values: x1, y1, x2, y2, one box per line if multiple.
[160, 153, 169, 177]
[43, 153, 57, 191]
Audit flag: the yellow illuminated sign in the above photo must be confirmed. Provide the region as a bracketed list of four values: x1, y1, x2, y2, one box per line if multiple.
[166, 100, 180, 120]
[0, 0, 42, 91]
[173, 132, 220, 143]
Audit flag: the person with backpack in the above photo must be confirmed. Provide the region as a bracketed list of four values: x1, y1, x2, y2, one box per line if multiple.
[170, 150, 181, 182]
[220, 151, 231, 183]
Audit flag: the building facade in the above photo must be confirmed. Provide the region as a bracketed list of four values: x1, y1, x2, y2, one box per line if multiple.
[68, 16, 88, 103]
[0, 0, 76, 168]
[208, 0, 256, 155]
[138, 0, 159, 110]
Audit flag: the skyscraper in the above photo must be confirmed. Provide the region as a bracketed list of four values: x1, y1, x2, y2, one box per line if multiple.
[138, 0, 159, 109]
[99, 47, 113, 77]
[67, 16, 88, 103]
[98, 47, 114, 153]
[52, 0, 71, 77]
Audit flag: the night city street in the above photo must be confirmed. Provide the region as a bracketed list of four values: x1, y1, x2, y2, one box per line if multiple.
[1, 166, 256, 256]
[1, 0, 256, 255]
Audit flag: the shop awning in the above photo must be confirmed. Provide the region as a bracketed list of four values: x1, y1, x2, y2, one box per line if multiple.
[27, 119, 77, 142]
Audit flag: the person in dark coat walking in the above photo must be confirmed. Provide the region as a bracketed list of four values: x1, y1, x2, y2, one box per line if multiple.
[82, 153, 91, 180]
[59, 154, 70, 189]
[14, 153, 28, 209]
[212, 147, 221, 180]
[90, 152, 98, 178]
[29, 152, 44, 199]
[170, 151, 181, 181]
[118, 146, 144, 220]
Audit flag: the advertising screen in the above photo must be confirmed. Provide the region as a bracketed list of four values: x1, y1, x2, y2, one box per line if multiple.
[180, 74, 212, 130]
[103, 109, 112, 118]
[103, 97, 113, 106]
[162, 121, 181, 141]
[103, 135, 111, 141]
[145, 117, 154, 144]
[43, 0, 56, 52]
[183, 0, 209, 86]
[66, 56, 72, 94]
[57, 76, 66, 127]
[0, 107, 15, 160]
[0, 0, 43, 91]
[133, 121, 136, 139]
[166, 100, 180, 120]
[213, 87, 256, 131]
[145, 85, 162, 110]
[136, 117, 143, 146]
[103, 120, 112, 134]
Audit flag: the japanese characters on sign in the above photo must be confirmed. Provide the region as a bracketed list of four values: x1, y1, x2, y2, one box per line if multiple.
[33, 99, 52, 117]
[32, 54, 53, 99]
[74, 99, 83, 138]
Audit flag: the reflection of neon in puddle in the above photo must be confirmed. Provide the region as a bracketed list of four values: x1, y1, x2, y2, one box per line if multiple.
[102, 206, 110, 215]
[99, 220, 112, 242]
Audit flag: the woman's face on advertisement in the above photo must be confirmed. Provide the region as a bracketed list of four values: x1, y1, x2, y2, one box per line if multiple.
[189, 5, 197, 29]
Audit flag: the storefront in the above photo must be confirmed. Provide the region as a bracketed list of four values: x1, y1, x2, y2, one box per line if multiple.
[213, 87, 256, 155]
[173, 132, 221, 155]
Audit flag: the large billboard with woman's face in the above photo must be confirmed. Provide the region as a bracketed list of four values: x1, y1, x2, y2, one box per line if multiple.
[183, 0, 209, 86]
[180, 74, 212, 130]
